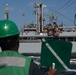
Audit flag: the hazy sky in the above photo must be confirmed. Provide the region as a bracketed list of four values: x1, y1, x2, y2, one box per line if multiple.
[0, 0, 76, 29]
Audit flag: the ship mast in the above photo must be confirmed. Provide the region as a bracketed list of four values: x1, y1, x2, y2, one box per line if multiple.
[34, 2, 45, 33]
[4, 4, 9, 19]
[40, 2, 44, 33]
[74, 10, 76, 26]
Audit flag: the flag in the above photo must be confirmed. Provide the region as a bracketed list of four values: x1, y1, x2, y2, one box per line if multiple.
[40, 37, 72, 70]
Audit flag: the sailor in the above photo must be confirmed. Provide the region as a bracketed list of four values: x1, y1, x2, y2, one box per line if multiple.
[47, 23, 53, 36]
[53, 25, 60, 37]
[0, 19, 57, 75]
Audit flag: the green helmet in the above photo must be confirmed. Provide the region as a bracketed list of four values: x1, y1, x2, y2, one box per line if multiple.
[0, 20, 20, 38]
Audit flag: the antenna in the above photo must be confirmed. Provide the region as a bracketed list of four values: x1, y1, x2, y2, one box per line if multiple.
[4, 3, 9, 19]
[22, 13, 26, 26]
[6, 3, 8, 6]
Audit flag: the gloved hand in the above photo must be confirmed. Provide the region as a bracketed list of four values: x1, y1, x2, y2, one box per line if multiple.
[48, 68, 58, 75]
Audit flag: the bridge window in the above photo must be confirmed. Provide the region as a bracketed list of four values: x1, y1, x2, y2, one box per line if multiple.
[59, 37, 66, 41]
[67, 37, 73, 41]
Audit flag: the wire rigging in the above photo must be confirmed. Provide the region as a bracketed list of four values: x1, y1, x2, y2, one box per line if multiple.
[57, 0, 76, 13]
[44, 6, 73, 23]
[55, 0, 72, 13]
[44, 0, 75, 24]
